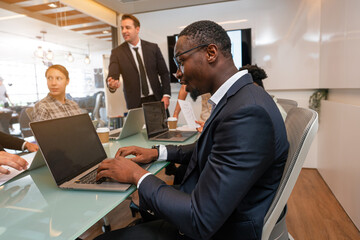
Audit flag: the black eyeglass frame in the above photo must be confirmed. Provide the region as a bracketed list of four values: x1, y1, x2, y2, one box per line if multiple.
[173, 44, 209, 72]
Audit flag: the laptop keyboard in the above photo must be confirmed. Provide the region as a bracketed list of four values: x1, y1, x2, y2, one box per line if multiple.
[75, 169, 97, 184]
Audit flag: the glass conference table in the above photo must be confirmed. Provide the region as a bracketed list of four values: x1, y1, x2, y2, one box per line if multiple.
[0, 130, 198, 240]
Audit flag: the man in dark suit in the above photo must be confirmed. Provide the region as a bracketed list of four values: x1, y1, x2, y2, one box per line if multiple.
[107, 14, 171, 110]
[96, 20, 289, 240]
[0, 131, 38, 174]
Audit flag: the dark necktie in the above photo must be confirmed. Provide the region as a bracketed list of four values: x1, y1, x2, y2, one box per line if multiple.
[133, 47, 149, 96]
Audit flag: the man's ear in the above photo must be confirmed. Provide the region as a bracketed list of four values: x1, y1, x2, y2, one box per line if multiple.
[206, 44, 218, 63]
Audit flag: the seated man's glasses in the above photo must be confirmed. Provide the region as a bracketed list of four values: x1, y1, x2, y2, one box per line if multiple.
[173, 44, 209, 75]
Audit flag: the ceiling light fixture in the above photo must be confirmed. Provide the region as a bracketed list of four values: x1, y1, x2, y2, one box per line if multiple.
[84, 55, 91, 64]
[48, 3, 58, 8]
[35, 46, 44, 58]
[46, 50, 54, 60]
[67, 52, 74, 62]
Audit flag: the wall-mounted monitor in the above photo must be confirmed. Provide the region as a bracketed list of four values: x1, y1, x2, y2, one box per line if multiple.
[167, 28, 252, 83]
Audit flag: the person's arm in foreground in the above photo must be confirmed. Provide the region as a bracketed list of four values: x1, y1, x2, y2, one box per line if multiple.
[0, 151, 28, 174]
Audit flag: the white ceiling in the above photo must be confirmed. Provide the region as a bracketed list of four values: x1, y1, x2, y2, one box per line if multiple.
[94, 0, 235, 14]
[0, 7, 111, 63]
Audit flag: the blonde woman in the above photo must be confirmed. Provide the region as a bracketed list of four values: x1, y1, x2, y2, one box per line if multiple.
[32, 65, 82, 121]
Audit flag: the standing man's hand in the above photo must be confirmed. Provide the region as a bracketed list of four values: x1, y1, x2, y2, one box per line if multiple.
[161, 96, 170, 109]
[107, 77, 121, 90]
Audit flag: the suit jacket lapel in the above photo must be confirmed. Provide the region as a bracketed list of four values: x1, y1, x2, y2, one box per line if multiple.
[202, 73, 253, 133]
[141, 41, 150, 75]
[122, 43, 138, 72]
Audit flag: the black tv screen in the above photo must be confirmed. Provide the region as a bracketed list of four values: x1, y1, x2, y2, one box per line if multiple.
[167, 28, 252, 83]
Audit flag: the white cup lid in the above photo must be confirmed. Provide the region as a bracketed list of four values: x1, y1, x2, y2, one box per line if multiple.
[96, 127, 109, 133]
[168, 117, 177, 121]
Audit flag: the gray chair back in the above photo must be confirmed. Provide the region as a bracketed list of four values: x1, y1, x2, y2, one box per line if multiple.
[19, 107, 33, 138]
[276, 98, 298, 113]
[25, 107, 34, 121]
[0, 111, 13, 134]
[262, 107, 318, 240]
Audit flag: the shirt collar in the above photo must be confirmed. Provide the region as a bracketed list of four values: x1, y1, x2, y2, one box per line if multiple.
[128, 39, 141, 49]
[208, 70, 248, 108]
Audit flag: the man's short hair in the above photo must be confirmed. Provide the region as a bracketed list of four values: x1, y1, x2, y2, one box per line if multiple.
[121, 14, 140, 28]
[179, 20, 232, 58]
[239, 64, 267, 88]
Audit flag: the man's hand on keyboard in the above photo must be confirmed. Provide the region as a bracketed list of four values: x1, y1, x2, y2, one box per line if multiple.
[96, 157, 149, 186]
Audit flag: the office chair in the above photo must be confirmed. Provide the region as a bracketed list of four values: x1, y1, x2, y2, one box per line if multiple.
[0, 111, 13, 134]
[276, 98, 298, 113]
[93, 91, 106, 127]
[19, 108, 33, 138]
[25, 107, 34, 121]
[262, 107, 318, 240]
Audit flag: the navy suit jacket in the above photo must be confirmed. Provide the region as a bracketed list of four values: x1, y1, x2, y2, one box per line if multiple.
[139, 74, 289, 240]
[107, 40, 171, 109]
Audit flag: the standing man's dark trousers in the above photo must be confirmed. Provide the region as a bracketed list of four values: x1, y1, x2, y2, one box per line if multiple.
[94, 219, 190, 240]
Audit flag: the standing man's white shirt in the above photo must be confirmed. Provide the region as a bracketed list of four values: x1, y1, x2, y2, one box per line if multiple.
[128, 40, 154, 97]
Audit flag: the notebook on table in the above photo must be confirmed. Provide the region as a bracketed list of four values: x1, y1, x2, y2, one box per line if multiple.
[30, 113, 137, 191]
[142, 101, 197, 142]
[109, 108, 145, 140]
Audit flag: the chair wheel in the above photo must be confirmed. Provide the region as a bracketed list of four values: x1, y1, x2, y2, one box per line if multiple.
[102, 224, 111, 232]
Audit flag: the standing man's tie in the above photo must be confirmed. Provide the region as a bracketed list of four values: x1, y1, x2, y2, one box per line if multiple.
[133, 47, 149, 96]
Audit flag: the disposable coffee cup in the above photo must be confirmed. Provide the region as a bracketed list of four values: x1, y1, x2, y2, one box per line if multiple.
[167, 117, 178, 130]
[96, 127, 109, 144]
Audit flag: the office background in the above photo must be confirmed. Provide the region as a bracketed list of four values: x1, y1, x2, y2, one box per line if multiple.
[0, 0, 359, 232]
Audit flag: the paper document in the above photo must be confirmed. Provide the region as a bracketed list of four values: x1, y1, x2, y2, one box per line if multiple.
[178, 100, 201, 129]
[0, 152, 36, 186]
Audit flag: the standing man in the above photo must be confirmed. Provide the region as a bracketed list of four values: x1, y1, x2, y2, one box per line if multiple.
[107, 14, 171, 110]
[96, 20, 289, 240]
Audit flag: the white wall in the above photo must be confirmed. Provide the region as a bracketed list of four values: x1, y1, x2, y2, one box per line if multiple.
[136, 0, 321, 90]
[317, 0, 360, 229]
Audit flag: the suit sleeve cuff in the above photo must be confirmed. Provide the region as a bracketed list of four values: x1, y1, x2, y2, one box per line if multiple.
[163, 94, 171, 98]
[137, 172, 153, 189]
[158, 145, 168, 161]
[21, 142, 27, 151]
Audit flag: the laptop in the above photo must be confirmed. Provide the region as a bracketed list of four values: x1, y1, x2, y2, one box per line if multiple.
[142, 101, 197, 142]
[30, 113, 132, 191]
[0, 151, 45, 186]
[109, 108, 145, 140]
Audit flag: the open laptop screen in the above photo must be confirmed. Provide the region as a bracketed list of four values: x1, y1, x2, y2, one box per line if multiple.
[142, 102, 168, 138]
[30, 114, 107, 185]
